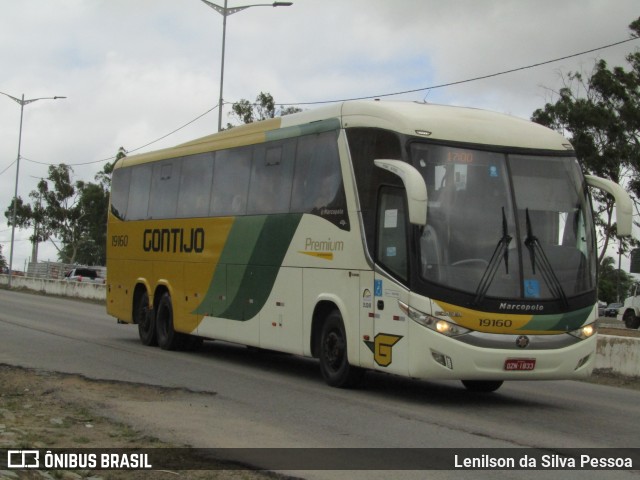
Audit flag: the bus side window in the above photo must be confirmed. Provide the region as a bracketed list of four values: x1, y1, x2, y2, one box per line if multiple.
[126, 164, 152, 220]
[210, 147, 251, 216]
[110, 168, 131, 220]
[247, 141, 295, 215]
[291, 131, 343, 213]
[376, 187, 408, 281]
[149, 161, 181, 219]
[177, 152, 214, 218]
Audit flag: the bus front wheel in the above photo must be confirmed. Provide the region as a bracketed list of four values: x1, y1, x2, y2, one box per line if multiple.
[319, 310, 364, 388]
[155, 292, 183, 351]
[136, 291, 156, 346]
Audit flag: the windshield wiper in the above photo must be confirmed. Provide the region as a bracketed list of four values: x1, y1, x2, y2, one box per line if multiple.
[473, 207, 512, 306]
[524, 208, 568, 307]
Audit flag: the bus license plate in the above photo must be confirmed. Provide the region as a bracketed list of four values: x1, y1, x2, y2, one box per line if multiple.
[504, 358, 536, 371]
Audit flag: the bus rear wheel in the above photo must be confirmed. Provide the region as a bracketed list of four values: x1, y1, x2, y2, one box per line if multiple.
[155, 292, 183, 351]
[136, 291, 156, 346]
[319, 310, 364, 388]
[461, 380, 503, 393]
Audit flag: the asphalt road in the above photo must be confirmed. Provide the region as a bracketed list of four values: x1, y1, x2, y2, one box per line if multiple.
[0, 289, 638, 479]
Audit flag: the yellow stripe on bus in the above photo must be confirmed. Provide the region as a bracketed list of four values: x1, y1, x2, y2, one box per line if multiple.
[298, 251, 334, 260]
[434, 301, 534, 334]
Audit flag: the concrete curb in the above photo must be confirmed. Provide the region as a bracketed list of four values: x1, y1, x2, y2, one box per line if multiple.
[595, 334, 640, 378]
[0, 274, 106, 301]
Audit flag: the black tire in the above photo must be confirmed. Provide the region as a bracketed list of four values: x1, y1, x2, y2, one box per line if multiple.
[135, 291, 157, 346]
[319, 310, 365, 388]
[155, 292, 184, 351]
[461, 380, 503, 393]
[623, 309, 640, 329]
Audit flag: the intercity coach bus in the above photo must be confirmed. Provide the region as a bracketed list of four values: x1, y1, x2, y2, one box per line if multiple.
[106, 100, 631, 392]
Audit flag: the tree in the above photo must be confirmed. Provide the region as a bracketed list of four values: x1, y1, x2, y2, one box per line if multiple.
[597, 256, 634, 303]
[227, 92, 302, 128]
[65, 154, 122, 265]
[57, 181, 109, 266]
[4, 164, 109, 266]
[0, 244, 7, 273]
[94, 147, 123, 190]
[531, 17, 640, 265]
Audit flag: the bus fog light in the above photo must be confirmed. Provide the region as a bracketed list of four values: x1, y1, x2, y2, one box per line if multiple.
[568, 323, 596, 340]
[431, 350, 453, 369]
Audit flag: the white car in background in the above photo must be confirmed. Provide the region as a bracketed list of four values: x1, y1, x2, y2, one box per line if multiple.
[64, 268, 105, 284]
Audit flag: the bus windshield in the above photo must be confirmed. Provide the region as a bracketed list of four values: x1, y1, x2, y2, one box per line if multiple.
[411, 143, 596, 303]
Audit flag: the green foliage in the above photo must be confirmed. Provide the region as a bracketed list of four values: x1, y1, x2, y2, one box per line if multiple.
[4, 196, 35, 230]
[57, 181, 109, 266]
[4, 163, 110, 266]
[598, 256, 635, 303]
[227, 92, 302, 128]
[94, 156, 117, 189]
[0, 244, 7, 271]
[531, 16, 640, 266]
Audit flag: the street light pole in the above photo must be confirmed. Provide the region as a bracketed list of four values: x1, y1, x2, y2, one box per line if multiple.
[218, 0, 229, 133]
[199, 0, 293, 132]
[0, 91, 66, 286]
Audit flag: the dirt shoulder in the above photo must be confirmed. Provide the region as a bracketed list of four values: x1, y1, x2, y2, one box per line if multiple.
[0, 364, 284, 480]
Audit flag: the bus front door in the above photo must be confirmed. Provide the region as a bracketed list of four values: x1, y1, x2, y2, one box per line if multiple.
[371, 187, 411, 376]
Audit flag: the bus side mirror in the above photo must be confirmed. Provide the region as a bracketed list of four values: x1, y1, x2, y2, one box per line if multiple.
[585, 175, 633, 237]
[374, 159, 427, 226]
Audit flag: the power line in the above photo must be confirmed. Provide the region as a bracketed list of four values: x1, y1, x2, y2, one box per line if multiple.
[0, 159, 16, 177]
[2, 36, 638, 171]
[126, 103, 219, 155]
[12, 104, 220, 171]
[275, 36, 640, 106]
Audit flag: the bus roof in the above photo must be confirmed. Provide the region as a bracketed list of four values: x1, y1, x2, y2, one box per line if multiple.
[337, 101, 572, 151]
[114, 101, 572, 169]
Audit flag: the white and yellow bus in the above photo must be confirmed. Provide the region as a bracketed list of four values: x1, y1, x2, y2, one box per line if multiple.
[106, 100, 631, 392]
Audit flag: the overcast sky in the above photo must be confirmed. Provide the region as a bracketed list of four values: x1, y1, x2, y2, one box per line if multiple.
[1, 0, 639, 269]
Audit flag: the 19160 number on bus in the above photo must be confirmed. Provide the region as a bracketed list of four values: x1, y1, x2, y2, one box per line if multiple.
[112, 235, 128, 247]
[479, 319, 513, 328]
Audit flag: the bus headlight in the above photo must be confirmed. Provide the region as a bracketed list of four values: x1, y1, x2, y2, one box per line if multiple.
[398, 301, 470, 337]
[568, 323, 596, 340]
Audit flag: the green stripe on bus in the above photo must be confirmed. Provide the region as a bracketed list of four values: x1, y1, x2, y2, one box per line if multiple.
[193, 214, 303, 320]
[519, 305, 593, 332]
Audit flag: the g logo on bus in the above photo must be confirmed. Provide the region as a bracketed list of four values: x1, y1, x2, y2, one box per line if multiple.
[364, 333, 403, 367]
[516, 335, 530, 348]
